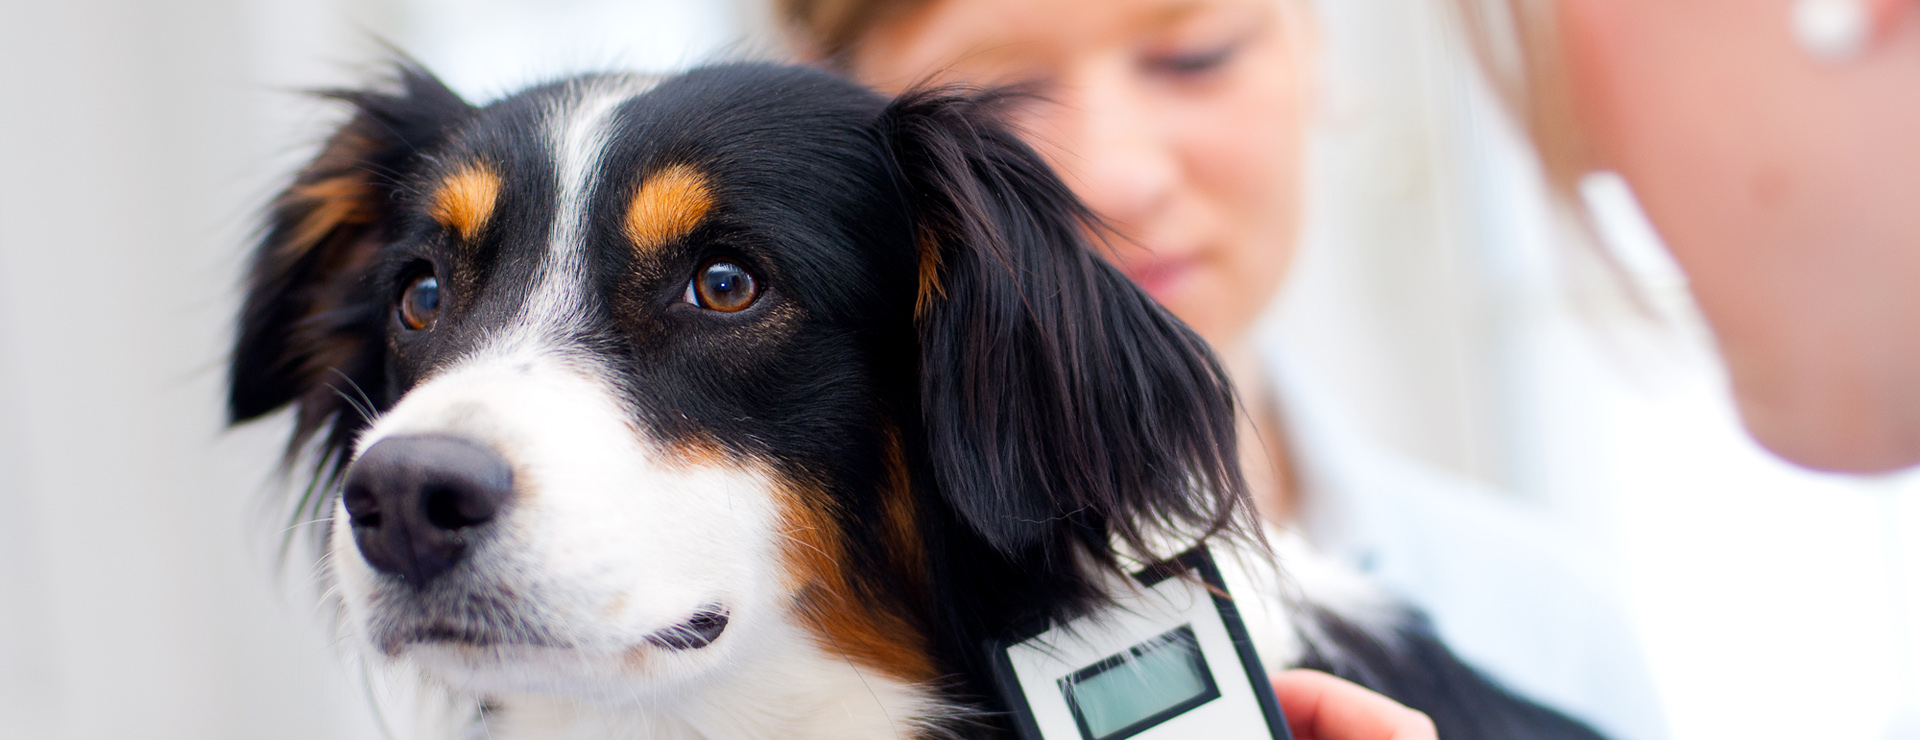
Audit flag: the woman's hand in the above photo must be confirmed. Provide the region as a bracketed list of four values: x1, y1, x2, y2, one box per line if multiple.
[1272, 670, 1437, 740]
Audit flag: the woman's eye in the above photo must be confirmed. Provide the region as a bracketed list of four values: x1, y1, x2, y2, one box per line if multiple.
[685, 260, 759, 312]
[399, 273, 442, 331]
[1146, 41, 1239, 78]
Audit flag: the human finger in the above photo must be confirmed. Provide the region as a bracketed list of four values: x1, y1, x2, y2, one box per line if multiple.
[1271, 669, 1438, 740]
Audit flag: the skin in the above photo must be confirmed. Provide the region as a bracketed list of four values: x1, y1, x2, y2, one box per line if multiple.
[848, 0, 1313, 518]
[1272, 671, 1439, 740]
[1556, 0, 1920, 472]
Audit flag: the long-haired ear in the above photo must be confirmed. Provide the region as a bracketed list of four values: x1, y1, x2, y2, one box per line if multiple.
[229, 61, 470, 484]
[880, 87, 1254, 575]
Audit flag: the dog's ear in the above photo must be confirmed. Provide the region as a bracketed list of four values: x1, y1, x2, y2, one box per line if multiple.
[229, 62, 471, 472]
[880, 88, 1252, 571]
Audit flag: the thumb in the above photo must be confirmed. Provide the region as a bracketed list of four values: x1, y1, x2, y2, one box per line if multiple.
[1271, 670, 1437, 740]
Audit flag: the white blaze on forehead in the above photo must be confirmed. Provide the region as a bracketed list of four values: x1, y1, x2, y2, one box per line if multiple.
[518, 76, 658, 339]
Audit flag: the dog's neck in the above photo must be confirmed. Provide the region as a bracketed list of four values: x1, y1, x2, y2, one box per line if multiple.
[467, 632, 951, 740]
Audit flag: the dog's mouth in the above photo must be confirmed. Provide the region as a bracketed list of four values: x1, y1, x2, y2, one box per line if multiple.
[387, 604, 731, 654]
[387, 619, 560, 653]
[409, 623, 517, 647]
[644, 605, 730, 650]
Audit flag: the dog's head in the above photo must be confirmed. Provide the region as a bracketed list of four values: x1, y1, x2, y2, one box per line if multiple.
[231, 62, 1249, 707]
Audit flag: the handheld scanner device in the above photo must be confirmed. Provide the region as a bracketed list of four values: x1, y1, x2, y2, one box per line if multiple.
[987, 547, 1292, 740]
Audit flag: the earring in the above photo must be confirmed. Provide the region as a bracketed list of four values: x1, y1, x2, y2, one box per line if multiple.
[1793, 0, 1870, 61]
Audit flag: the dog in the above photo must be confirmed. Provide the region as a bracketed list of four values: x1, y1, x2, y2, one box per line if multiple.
[229, 60, 1607, 740]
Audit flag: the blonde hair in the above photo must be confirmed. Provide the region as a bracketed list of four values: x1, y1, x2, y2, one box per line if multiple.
[1450, 0, 1587, 195]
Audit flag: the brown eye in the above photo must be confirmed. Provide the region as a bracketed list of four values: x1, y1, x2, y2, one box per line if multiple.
[399, 273, 441, 331]
[686, 261, 759, 312]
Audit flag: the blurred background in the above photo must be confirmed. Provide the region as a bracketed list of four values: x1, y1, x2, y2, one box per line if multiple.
[1, 0, 1915, 738]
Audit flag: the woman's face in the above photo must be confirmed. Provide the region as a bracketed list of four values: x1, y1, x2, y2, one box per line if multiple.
[1557, 0, 1920, 472]
[850, 0, 1311, 349]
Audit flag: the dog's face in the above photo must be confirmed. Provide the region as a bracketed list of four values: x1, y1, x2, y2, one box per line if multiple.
[244, 67, 930, 697]
[231, 63, 1246, 710]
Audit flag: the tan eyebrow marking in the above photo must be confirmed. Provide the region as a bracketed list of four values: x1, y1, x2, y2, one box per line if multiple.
[429, 163, 502, 242]
[625, 164, 714, 250]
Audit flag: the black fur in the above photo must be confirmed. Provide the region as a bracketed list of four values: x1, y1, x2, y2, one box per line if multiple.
[230, 62, 474, 517]
[880, 86, 1256, 696]
[230, 61, 1607, 740]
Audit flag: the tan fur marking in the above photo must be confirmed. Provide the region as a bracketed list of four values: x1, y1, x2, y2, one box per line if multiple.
[914, 231, 946, 321]
[625, 164, 714, 250]
[658, 432, 733, 472]
[777, 479, 938, 684]
[282, 175, 377, 259]
[429, 163, 502, 241]
[277, 170, 383, 389]
[879, 427, 929, 599]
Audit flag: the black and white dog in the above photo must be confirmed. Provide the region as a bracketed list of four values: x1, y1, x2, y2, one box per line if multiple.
[229, 61, 1604, 740]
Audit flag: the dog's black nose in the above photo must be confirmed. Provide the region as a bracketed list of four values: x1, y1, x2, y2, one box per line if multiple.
[341, 435, 513, 587]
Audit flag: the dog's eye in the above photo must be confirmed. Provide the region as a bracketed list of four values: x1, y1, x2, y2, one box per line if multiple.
[685, 261, 759, 312]
[399, 273, 442, 331]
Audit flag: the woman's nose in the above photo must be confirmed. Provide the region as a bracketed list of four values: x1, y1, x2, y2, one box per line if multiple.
[1044, 68, 1179, 231]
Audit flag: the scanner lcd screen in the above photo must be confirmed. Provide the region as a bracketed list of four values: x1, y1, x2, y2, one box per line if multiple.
[1058, 624, 1221, 740]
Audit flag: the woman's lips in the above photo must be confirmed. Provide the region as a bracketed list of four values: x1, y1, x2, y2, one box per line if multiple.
[1116, 254, 1198, 304]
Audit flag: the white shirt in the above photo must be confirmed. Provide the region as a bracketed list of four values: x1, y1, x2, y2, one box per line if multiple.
[1267, 348, 1668, 740]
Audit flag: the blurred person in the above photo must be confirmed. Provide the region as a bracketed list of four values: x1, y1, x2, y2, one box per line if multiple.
[775, 1, 1666, 738]
[1454, 0, 1920, 473]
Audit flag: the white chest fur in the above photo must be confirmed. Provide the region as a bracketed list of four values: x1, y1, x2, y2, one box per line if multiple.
[466, 637, 950, 740]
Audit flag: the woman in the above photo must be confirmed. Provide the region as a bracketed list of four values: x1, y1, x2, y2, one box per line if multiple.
[1454, 0, 1920, 474]
[775, 1, 1666, 739]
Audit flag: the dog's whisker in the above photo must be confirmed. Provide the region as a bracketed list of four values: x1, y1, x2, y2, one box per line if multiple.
[325, 369, 379, 425]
